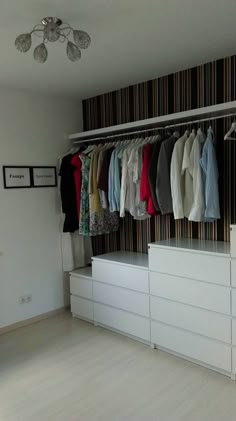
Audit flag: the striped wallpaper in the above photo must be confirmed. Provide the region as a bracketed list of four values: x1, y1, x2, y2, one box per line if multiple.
[83, 55, 236, 255]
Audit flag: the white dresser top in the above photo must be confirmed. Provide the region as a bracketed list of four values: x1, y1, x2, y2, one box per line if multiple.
[70, 266, 92, 278]
[149, 239, 230, 257]
[92, 251, 148, 269]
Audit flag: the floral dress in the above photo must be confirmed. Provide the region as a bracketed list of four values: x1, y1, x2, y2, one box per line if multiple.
[79, 154, 91, 236]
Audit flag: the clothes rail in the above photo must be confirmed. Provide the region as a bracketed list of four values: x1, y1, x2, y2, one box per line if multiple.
[72, 111, 236, 144]
[69, 101, 236, 142]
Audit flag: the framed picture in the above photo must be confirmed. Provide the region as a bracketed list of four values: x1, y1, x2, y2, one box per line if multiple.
[32, 166, 57, 188]
[3, 166, 31, 189]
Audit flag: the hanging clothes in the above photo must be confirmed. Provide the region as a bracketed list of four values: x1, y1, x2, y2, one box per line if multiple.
[61, 231, 93, 272]
[188, 128, 206, 222]
[59, 154, 79, 233]
[79, 154, 91, 236]
[132, 143, 148, 219]
[89, 146, 120, 236]
[170, 130, 190, 219]
[182, 130, 196, 218]
[120, 143, 132, 217]
[148, 137, 163, 213]
[156, 135, 176, 215]
[71, 154, 82, 221]
[200, 128, 220, 221]
[140, 143, 156, 215]
[127, 141, 149, 220]
[89, 148, 104, 236]
[97, 147, 114, 209]
[113, 147, 123, 212]
[108, 148, 120, 212]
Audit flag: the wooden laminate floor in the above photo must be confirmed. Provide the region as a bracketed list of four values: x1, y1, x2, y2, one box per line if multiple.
[1, 312, 236, 421]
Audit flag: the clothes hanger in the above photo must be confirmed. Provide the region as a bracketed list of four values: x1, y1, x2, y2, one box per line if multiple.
[224, 121, 236, 141]
[83, 144, 97, 154]
[173, 130, 180, 139]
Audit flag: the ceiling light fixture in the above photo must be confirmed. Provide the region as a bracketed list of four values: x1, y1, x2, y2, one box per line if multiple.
[15, 17, 91, 63]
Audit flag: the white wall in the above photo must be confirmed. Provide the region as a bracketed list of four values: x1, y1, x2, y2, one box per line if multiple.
[0, 88, 82, 327]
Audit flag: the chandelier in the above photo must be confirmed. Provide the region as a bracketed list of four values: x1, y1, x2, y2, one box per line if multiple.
[15, 17, 91, 63]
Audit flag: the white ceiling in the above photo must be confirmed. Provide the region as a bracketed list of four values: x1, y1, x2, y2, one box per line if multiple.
[1, 0, 236, 100]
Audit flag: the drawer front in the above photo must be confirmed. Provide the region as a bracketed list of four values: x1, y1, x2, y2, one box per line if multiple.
[231, 319, 236, 346]
[151, 321, 231, 372]
[94, 303, 150, 342]
[71, 296, 93, 321]
[149, 247, 230, 286]
[231, 260, 236, 287]
[230, 226, 236, 259]
[70, 276, 93, 299]
[150, 272, 230, 315]
[232, 347, 236, 374]
[93, 282, 149, 317]
[92, 261, 149, 293]
[232, 289, 236, 317]
[151, 296, 231, 344]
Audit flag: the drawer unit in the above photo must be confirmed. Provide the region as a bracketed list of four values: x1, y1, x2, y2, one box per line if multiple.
[150, 272, 230, 315]
[92, 260, 149, 293]
[93, 282, 149, 317]
[94, 303, 150, 342]
[151, 321, 231, 372]
[71, 296, 93, 321]
[150, 296, 231, 344]
[149, 247, 230, 286]
[70, 276, 93, 300]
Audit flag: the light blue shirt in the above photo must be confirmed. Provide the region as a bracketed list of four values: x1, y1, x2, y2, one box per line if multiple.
[200, 128, 220, 221]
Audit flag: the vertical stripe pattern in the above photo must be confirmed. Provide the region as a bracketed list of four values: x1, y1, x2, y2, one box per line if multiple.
[83, 55, 236, 255]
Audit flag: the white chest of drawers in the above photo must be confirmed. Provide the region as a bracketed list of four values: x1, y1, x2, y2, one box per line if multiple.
[70, 267, 93, 322]
[92, 252, 150, 343]
[149, 239, 232, 377]
[69, 233, 236, 380]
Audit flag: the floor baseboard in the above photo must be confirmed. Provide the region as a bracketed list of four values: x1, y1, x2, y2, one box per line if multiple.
[0, 307, 66, 336]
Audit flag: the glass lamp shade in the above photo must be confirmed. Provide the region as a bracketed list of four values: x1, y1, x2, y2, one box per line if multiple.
[44, 22, 60, 42]
[66, 41, 81, 62]
[33, 43, 48, 63]
[15, 33, 32, 52]
[73, 30, 91, 49]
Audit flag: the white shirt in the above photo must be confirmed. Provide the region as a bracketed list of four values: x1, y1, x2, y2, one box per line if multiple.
[170, 130, 189, 219]
[182, 130, 196, 218]
[188, 129, 206, 222]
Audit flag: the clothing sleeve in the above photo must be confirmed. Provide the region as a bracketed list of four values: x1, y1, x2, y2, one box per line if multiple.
[108, 152, 114, 209]
[97, 151, 107, 191]
[188, 138, 205, 222]
[156, 142, 173, 214]
[113, 151, 121, 211]
[171, 142, 184, 219]
[200, 140, 220, 220]
[182, 140, 191, 174]
[88, 154, 94, 195]
[140, 145, 149, 202]
[199, 142, 207, 175]
[120, 151, 128, 217]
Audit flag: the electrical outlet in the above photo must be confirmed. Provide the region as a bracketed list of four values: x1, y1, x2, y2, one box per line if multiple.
[25, 294, 32, 303]
[19, 296, 26, 304]
[19, 294, 32, 304]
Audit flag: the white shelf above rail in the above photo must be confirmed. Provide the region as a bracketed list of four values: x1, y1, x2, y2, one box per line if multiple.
[68, 101, 236, 141]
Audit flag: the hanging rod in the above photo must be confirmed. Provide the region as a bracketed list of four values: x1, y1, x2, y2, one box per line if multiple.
[69, 101, 236, 142]
[72, 111, 236, 144]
